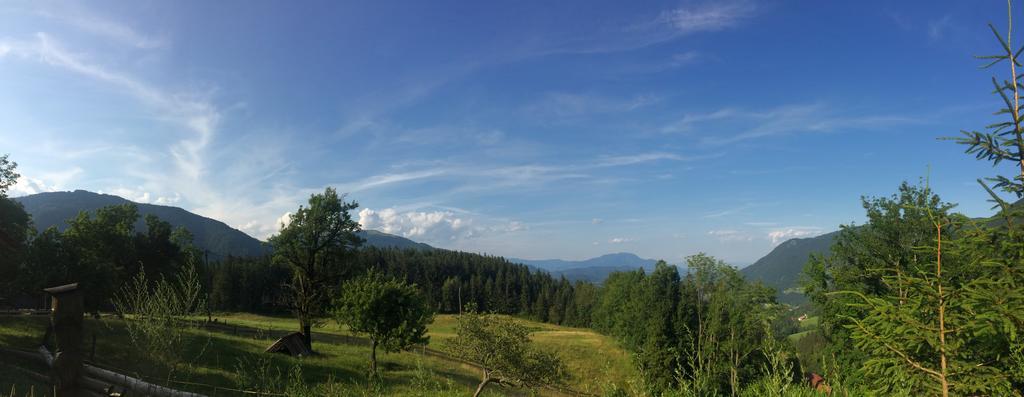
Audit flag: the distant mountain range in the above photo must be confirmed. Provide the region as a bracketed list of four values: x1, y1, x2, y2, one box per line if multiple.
[14, 190, 432, 259]
[511, 253, 661, 283]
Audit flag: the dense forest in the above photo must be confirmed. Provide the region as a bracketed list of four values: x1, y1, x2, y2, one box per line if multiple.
[207, 247, 593, 328]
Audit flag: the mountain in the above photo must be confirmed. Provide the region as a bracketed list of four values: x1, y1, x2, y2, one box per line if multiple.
[511, 252, 660, 283]
[14, 190, 432, 259]
[740, 231, 838, 305]
[358, 229, 434, 251]
[16, 190, 270, 259]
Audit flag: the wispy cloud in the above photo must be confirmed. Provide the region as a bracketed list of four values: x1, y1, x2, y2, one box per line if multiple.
[36, 7, 166, 49]
[332, 150, 708, 197]
[608, 237, 633, 244]
[536, 1, 757, 56]
[704, 203, 755, 218]
[662, 104, 922, 146]
[594, 152, 693, 167]
[707, 229, 753, 242]
[656, 1, 757, 35]
[927, 15, 953, 40]
[2, 33, 220, 182]
[341, 169, 451, 193]
[525, 92, 660, 119]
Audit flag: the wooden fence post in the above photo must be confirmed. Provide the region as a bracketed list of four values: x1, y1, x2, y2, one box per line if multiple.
[44, 283, 84, 397]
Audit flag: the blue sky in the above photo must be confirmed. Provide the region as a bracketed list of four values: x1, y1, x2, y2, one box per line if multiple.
[0, 0, 1018, 264]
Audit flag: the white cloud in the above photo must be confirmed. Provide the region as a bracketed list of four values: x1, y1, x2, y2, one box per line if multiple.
[591, 218, 604, 224]
[104, 187, 151, 203]
[9, 167, 83, 197]
[154, 193, 181, 205]
[358, 207, 526, 244]
[11, 177, 56, 196]
[767, 227, 824, 245]
[609, 237, 633, 244]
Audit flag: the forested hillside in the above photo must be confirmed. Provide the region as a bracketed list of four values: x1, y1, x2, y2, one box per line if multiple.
[740, 232, 836, 304]
[16, 190, 269, 259]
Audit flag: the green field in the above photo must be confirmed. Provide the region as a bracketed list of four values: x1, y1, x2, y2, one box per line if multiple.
[0, 313, 636, 396]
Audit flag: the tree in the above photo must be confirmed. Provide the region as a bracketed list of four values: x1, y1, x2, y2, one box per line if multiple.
[113, 260, 206, 381]
[842, 207, 1023, 396]
[332, 270, 433, 376]
[805, 182, 1024, 395]
[0, 154, 18, 197]
[635, 261, 681, 391]
[268, 187, 363, 352]
[949, 1, 1024, 197]
[445, 310, 567, 397]
[61, 204, 142, 309]
[803, 182, 955, 374]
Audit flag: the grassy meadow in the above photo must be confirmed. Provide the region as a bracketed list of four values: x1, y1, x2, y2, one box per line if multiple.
[0, 313, 637, 396]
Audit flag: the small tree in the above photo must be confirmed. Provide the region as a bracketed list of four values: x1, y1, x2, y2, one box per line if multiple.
[269, 187, 363, 352]
[113, 260, 206, 381]
[445, 310, 567, 397]
[332, 270, 434, 376]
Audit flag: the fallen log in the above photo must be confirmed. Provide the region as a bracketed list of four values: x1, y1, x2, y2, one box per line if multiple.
[38, 346, 205, 397]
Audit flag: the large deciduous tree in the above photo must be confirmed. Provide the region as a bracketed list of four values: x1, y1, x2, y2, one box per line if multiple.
[269, 187, 363, 351]
[445, 310, 566, 397]
[332, 270, 433, 377]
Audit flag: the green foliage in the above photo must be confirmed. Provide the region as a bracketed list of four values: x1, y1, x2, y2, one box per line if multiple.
[7, 200, 196, 310]
[112, 260, 207, 380]
[0, 154, 18, 198]
[591, 254, 783, 396]
[804, 182, 1024, 395]
[333, 269, 434, 376]
[445, 310, 567, 396]
[269, 187, 363, 349]
[803, 182, 954, 376]
[676, 254, 778, 396]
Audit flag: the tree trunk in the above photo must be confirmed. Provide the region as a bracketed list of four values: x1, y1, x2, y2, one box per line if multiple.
[301, 323, 313, 352]
[935, 223, 949, 397]
[370, 339, 378, 376]
[472, 377, 491, 397]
